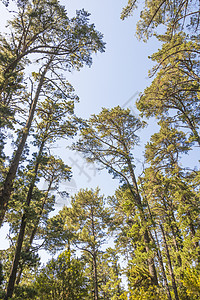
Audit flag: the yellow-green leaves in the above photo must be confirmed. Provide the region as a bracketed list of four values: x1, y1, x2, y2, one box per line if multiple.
[121, 0, 200, 39]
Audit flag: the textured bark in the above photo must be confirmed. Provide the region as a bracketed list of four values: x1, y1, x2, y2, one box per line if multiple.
[143, 229, 158, 286]
[126, 155, 158, 285]
[154, 229, 172, 300]
[93, 254, 99, 300]
[163, 198, 183, 267]
[4, 212, 27, 300]
[160, 223, 180, 300]
[143, 194, 171, 297]
[143, 194, 172, 298]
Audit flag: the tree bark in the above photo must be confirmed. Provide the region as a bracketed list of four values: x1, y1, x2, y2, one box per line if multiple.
[91, 207, 99, 300]
[160, 223, 179, 300]
[5, 212, 27, 300]
[15, 177, 53, 285]
[162, 198, 183, 267]
[154, 229, 172, 300]
[93, 253, 99, 300]
[143, 192, 172, 298]
[126, 155, 158, 285]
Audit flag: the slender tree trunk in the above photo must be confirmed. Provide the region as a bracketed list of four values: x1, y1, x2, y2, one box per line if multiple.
[4, 212, 27, 300]
[0, 62, 51, 227]
[160, 223, 179, 300]
[142, 191, 172, 298]
[93, 253, 99, 300]
[140, 185, 172, 296]
[15, 178, 53, 285]
[5, 141, 45, 299]
[162, 199, 183, 267]
[126, 157, 158, 285]
[91, 208, 99, 300]
[143, 229, 158, 285]
[154, 228, 172, 300]
[170, 223, 182, 267]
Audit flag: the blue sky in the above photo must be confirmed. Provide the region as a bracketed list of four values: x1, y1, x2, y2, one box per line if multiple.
[65, 0, 160, 118]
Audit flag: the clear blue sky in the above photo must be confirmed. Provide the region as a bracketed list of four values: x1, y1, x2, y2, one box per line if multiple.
[64, 0, 160, 118]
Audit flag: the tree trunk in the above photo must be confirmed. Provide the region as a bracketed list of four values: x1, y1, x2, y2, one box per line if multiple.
[91, 207, 99, 300]
[93, 253, 99, 300]
[0, 61, 51, 227]
[15, 177, 53, 285]
[5, 140, 45, 299]
[143, 228, 158, 285]
[160, 223, 179, 300]
[162, 198, 183, 267]
[4, 213, 27, 300]
[126, 156, 158, 285]
[155, 231, 172, 299]
[143, 192, 171, 298]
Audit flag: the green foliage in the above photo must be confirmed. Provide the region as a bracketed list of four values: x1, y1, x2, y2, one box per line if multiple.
[11, 284, 37, 300]
[128, 265, 166, 299]
[34, 250, 88, 300]
[180, 267, 200, 299]
[97, 248, 126, 299]
[121, 0, 200, 39]
[137, 33, 200, 145]
[62, 188, 110, 250]
[144, 120, 192, 173]
[73, 106, 144, 186]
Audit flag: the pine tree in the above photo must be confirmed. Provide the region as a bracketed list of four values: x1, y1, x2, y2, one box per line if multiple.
[34, 250, 88, 300]
[61, 188, 111, 300]
[72, 106, 159, 287]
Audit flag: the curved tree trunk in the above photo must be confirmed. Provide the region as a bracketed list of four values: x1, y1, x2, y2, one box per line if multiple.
[0, 61, 51, 227]
[15, 178, 53, 285]
[5, 140, 45, 299]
